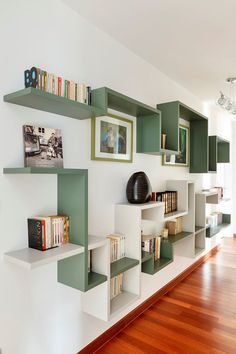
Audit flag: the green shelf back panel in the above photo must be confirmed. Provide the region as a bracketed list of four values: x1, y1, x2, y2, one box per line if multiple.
[218, 140, 230, 163]
[91, 87, 160, 117]
[156, 101, 179, 152]
[209, 136, 217, 172]
[87, 272, 107, 291]
[136, 114, 161, 154]
[190, 120, 208, 173]
[4, 87, 104, 120]
[57, 171, 88, 291]
[110, 257, 139, 278]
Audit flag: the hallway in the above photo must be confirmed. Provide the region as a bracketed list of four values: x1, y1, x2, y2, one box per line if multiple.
[97, 238, 236, 353]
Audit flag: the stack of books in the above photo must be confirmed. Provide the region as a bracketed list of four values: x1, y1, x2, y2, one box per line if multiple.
[107, 234, 125, 263]
[24, 67, 91, 105]
[156, 191, 177, 214]
[27, 215, 69, 251]
[141, 234, 162, 261]
[110, 273, 123, 300]
[207, 212, 223, 228]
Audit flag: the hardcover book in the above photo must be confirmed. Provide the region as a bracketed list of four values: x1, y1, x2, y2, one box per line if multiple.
[23, 125, 63, 168]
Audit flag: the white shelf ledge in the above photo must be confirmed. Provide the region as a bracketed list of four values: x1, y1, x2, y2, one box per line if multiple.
[110, 291, 139, 318]
[117, 201, 164, 210]
[88, 235, 107, 250]
[4, 243, 84, 269]
[164, 210, 188, 221]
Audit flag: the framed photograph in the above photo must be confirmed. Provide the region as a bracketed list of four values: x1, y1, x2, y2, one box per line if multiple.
[162, 124, 189, 166]
[23, 125, 63, 168]
[91, 114, 133, 162]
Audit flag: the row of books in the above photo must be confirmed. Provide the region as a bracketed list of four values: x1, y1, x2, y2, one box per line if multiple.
[141, 234, 162, 261]
[28, 215, 69, 251]
[24, 67, 91, 105]
[107, 234, 125, 263]
[207, 212, 223, 228]
[156, 191, 177, 214]
[110, 273, 123, 300]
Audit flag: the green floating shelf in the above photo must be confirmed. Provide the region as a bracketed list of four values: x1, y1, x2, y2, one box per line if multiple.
[209, 136, 230, 172]
[142, 240, 173, 275]
[110, 257, 139, 278]
[87, 271, 107, 291]
[4, 87, 105, 120]
[167, 231, 193, 245]
[206, 214, 231, 238]
[3, 167, 86, 175]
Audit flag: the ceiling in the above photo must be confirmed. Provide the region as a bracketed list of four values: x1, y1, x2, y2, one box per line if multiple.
[64, 0, 236, 101]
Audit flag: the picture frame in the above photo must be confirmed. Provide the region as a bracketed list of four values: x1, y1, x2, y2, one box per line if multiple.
[162, 124, 189, 167]
[91, 114, 133, 162]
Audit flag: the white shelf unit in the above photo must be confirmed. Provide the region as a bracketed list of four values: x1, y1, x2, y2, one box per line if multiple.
[165, 180, 200, 258]
[4, 243, 84, 270]
[195, 191, 231, 240]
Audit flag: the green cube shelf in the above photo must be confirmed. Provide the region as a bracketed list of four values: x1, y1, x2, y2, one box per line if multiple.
[209, 136, 230, 172]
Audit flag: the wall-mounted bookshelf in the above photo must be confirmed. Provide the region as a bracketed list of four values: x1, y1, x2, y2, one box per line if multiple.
[157, 101, 209, 173]
[3, 167, 107, 292]
[209, 135, 230, 172]
[4, 87, 105, 120]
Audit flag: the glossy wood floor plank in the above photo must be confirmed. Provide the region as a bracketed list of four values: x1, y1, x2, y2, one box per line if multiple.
[96, 238, 236, 353]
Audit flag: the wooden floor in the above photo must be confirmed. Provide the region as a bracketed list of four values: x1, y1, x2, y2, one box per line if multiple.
[96, 238, 236, 354]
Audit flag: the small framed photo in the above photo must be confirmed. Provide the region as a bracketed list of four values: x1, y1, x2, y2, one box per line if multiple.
[163, 124, 189, 167]
[23, 125, 63, 168]
[91, 114, 133, 162]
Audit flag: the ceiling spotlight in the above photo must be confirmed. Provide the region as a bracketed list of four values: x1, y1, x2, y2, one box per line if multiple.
[216, 78, 236, 115]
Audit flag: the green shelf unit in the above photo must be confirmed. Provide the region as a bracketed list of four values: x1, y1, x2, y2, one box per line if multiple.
[206, 214, 231, 238]
[209, 136, 230, 172]
[142, 240, 173, 275]
[110, 257, 139, 278]
[3, 87, 105, 120]
[166, 231, 193, 245]
[3, 167, 107, 292]
[91, 87, 163, 155]
[157, 101, 208, 172]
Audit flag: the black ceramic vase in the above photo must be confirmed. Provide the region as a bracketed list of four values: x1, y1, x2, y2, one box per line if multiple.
[126, 171, 152, 204]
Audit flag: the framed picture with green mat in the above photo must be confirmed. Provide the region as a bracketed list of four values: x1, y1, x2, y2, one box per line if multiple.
[91, 114, 133, 162]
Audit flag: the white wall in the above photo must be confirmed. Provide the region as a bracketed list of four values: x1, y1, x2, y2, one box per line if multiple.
[0, 0, 232, 353]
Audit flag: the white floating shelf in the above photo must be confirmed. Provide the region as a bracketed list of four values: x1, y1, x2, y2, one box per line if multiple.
[88, 235, 107, 251]
[4, 243, 84, 270]
[117, 201, 164, 210]
[164, 210, 188, 221]
[110, 291, 139, 318]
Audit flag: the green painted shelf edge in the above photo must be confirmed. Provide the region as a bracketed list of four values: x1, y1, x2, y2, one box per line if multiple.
[87, 271, 107, 291]
[195, 226, 206, 234]
[206, 223, 231, 238]
[142, 257, 173, 275]
[3, 167, 87, 175]
[110, 257, 139, 278]
[3, 87, 105, 120]
[167, 231, 193, 245]
[91, 87, 161, 117]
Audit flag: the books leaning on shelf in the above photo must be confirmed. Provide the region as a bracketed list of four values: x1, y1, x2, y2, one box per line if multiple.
[156, 191, 177, 214]
[24, 66, 91, 105]
[28, 215, 69, 251]
[110, 273, 123, 300]
[142, 234, 161, 261]
[107, 234, 125, 263]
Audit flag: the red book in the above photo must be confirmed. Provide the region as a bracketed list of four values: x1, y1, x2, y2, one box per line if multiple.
[58, 77, 62, 96]
[41, 219, 46, 250]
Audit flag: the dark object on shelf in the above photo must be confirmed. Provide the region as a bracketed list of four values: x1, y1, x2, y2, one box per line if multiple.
[126, 171, 152, 204]
[24, 67, 38, 88]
